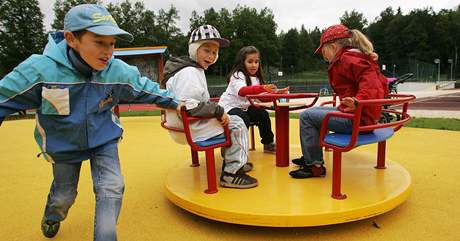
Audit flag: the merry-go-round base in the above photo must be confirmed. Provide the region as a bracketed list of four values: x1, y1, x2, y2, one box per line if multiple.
[165, 146, 411, 227]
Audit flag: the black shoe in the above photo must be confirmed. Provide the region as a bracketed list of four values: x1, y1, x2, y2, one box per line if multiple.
[41, 220, 60, 238]
[263, 142, 276, 153]
[289, 165, 326, 179]
[242, 162, 253, 172]
[291, 156, 305, 166]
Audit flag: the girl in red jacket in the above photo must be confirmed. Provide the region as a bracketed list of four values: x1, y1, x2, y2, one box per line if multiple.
[290, 24, 388, 178]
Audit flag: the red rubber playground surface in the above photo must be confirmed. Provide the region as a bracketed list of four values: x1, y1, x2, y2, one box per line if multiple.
[116, 90, 460, 113]
[409, 91, 460, 111]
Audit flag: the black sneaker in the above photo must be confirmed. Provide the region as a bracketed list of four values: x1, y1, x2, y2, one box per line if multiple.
[263, 142, 276, 153]
[289, 165, 326, 179]
[220, 168, 258, 189]
[41, 220, 60, 238]
[242, 162, 254, 172]
[292, 156, 305, 166]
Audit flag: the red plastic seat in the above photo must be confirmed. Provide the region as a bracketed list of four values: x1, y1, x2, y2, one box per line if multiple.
[160, 107, 231, 194]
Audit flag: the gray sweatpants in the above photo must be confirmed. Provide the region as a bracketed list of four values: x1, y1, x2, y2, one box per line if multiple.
[221, 115, 249, 174]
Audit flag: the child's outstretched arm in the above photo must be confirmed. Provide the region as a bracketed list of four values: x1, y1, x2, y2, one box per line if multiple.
[112, 62, 179, 110]
[0, 56, 43, 123]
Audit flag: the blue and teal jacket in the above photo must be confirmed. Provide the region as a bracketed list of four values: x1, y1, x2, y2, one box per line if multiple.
[0, 34, 178, 163]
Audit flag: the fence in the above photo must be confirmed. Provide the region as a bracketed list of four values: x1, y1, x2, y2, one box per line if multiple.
[407, 58, 437, 82]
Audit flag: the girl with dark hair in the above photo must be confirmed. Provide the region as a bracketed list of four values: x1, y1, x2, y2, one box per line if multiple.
[219, 46, 288, 153]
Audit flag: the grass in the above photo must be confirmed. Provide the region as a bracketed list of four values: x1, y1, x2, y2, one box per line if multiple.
[269, 113, 460, 132]
[4, 111, 460, 132]
[404, 117, 460, 131]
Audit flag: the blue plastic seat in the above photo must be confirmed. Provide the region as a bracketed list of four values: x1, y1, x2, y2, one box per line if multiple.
[196, 134, 226, 147]
[324, 128, 394, 148]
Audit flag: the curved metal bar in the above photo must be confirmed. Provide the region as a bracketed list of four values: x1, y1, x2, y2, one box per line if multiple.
[179, 107, 231, 151]
[246, 93, 319, 111]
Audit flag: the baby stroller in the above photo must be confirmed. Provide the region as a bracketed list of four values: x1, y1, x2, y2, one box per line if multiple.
[380, 73, 414, 123]
[387, 73, 414, 94]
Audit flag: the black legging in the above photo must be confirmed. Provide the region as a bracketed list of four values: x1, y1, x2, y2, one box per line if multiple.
[228, 106, 274, 145]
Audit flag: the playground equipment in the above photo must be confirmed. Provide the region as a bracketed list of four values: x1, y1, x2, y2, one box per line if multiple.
[164, 93, 415, 227]
[161, 108, 231, 194]
[320, 94, 416, 199]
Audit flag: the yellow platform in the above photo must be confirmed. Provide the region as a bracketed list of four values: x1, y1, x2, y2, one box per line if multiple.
[165, 146, 411, 227]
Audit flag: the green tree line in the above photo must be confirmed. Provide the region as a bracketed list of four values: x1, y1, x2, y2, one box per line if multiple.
[1, 0, 459, 81]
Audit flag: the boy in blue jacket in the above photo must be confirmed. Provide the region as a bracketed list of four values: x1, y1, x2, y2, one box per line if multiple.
[0, 4, 179, 241]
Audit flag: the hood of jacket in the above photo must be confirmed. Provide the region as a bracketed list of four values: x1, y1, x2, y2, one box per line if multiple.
[162, 56, 201, 88]
[42, 32, 112, 77]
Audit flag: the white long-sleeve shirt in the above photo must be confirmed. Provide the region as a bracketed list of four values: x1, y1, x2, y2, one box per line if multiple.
[218, 71, 261, 113]
[165, 66, 223, 143]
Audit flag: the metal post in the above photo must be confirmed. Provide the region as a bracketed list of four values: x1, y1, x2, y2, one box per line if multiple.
[434, 59, 440, 84]
[448, 59, 453, 81]
[438, 62, 441, 82]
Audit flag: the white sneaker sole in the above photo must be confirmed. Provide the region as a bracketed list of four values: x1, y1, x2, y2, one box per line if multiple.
[220, 181, 258, 189]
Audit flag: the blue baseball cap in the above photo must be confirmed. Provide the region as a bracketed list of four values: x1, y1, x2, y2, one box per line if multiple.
[64, 4, 133, 42]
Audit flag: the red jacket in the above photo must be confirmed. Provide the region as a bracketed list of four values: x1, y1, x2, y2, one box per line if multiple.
[328, 47, 388, 126]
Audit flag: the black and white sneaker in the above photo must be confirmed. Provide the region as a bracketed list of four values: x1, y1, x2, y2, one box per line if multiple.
[263, 142, 276, 153]
[220, 168, 258, 189]
[242, 162, 254, 172]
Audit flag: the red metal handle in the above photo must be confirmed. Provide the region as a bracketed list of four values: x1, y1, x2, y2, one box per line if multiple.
[246, 92, 319, 111]
[319, 94, 416, 152]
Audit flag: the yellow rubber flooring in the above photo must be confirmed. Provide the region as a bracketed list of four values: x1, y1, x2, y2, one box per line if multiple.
[1, 117, 459, 241]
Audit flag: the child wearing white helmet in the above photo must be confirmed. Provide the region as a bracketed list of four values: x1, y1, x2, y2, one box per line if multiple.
[163, 25, 258, 189]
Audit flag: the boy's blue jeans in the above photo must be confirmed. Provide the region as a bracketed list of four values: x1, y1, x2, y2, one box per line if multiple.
[299, 107, 353, 166]
[43, 146, 124, 241]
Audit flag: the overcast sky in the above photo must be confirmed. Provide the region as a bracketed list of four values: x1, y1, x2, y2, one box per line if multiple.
[37, 0, 458, 33]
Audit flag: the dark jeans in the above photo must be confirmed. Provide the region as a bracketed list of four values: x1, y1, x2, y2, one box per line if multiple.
[228, 106, 274, 145]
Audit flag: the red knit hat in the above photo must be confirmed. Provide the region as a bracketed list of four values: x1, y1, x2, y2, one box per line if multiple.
[315, 24, 352, 55]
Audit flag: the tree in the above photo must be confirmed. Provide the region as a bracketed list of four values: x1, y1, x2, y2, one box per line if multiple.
[189, 6, 279, 76]
[155, 5, 185, 55]
[51, 0, 102, 31]
[280, 28, 301, 73]
[438, 7, 460, 78]
[340, 10, 368, 31]
[156, 5, 181, 43]
[108, 1, 184, 52]
[231, 6, 278, 71]
[107, 0, 156, 48]
[298, 25, 315, 71]
[0, 0, 45, 76]
[366, 7, 397, 67]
